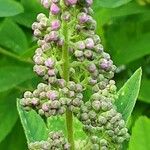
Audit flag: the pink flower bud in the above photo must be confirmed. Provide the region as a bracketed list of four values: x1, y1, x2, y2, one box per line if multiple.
[51, 20, 61, 30]
[33, 65, 46, 76]
[48, 69, 55, 76]
[42, 103, 49, 111]
[50, 3, 60, 15]
[46, 91, 58, 100]
[31, 98, 39, 106]
[44, 58, 55, 68]
[49, 31, 59, 41]
[85, 38, 95, 49]
[65, 0, 77, 5]
[33, 55, 45, 65]
[41, 0, 51, 9]
[57, 79, 66, 88]
[61, 11, 71, 21]
[32, 22, 38, 30]
[34, 29, 41, 37]
[86, 0, 93, 6]
[75, 41, 85, 50]
[88, 63, 97, 73]
[78, 12, 88, 24]
[100, 59, 112, 71]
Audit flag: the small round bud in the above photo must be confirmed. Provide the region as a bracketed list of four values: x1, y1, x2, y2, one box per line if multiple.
[75, 41, 85, 50]
[85, 38, 94, 49]
[48, 69, 56, 76]
[77, 12, 88, 24]
[81, 113, 89, 121]
[50, 100, 61, 109]
[41, 0, 51, 8]
[44, 58, 55, 68]
[87, 63, 96, 73]
[42, 103, 49, 112]
[24, 91, 32, 98]
[75, 84, 83, 92]
[51, 20, 61, 30]
[65, 0, 77, 5]
[84, 50, 93, 59]
[61, 11, 71, 21]
[37, 13, 46, 21]
[75, 50, 83, 58]
[50, 3, 60, 15]
[98, 116, 107, 124]
[92, 100, 101, 111]
[100, 139, 107, 146]
[46, 91, 59, 100]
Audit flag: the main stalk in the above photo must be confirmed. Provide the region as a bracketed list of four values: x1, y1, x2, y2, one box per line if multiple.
[62, 19, 75, 150]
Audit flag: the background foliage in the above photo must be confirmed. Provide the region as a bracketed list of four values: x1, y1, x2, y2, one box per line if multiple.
[0, 0, 149, 149]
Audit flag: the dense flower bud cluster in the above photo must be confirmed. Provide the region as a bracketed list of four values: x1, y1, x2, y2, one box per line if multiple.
[20, 81, 83, 117]
[29, 131, 70, 150]
[20, 0, 130, 149]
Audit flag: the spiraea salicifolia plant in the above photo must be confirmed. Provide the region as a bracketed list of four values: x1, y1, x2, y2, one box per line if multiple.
[19, 0, 131, 149]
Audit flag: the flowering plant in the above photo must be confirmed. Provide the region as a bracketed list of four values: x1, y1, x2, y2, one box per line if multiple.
[17, 0, 142, 150]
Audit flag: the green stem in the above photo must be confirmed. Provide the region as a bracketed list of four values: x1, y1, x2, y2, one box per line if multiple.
[62, 18, 75, 150]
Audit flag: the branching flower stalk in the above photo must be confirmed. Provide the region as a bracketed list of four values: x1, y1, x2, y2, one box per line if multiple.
[20, 0, 130, 149]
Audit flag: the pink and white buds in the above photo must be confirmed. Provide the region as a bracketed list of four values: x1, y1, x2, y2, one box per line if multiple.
[85, 38, 95, 49]
[50, 3, 60, 15]
[100, 59, 112, 71]
[49, 31, 59, 41]
[51, 20, 61, 30]
[48, 69, 55, 76]
[41, 0, 51, 9]
[61, 11, 71, 21]
[78, 12, 88, 24]
[33, 65, 47, 76]
[37, 13, 46, 22]
[65, 0, 77, 5]
[88, 63, 97, 73]
[46, 91, 59, 100]
[44, 58, 55, 68]
[86, 0, 93, 6]
[75, 41, 85, 50]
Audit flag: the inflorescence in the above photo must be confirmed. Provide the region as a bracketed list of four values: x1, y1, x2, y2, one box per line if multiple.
[20, 0, 129, 149]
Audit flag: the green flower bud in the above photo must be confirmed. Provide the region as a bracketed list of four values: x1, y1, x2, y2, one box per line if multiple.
[81, 113, 89, 121]
[92, 100, 101, 111]
[98, 116, 107, 125]
[100, 139, 107, 146]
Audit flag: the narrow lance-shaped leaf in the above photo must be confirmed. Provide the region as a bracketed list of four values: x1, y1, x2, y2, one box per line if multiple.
[115, 68, 142, 122]
[17, 99, 48, 143]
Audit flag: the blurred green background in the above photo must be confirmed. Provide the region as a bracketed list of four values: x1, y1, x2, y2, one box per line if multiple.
[0, 0, 150, 149]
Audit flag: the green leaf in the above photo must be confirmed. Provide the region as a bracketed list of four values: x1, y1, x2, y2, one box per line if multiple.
[17, 99, 48, 143]
[95, 0, 132, 8]
[13, 0, 48, 28]
[115, 68, 142, 122]
[0, 65, 35, 92]
[0, 19, 28, 54]
[138, 79, 150, 103]
[129, 116, 150, 150]
[0, 90, 19, 143]
[93, 1, 150, 26]
[113, 33, 150, 65]
[0, 120, 27, 150]
[0, 0, 24, 17]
